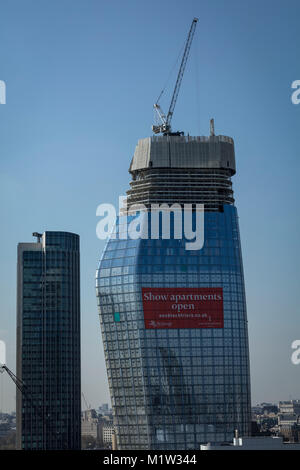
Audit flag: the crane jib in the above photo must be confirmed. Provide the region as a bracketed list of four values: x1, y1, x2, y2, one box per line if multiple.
[152, 18, 198, 135]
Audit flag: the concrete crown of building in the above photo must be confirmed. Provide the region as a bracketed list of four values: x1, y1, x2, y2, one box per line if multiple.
[129, 134, 236, 175]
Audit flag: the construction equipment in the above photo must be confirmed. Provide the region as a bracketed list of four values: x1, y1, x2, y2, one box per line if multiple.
[152, 18, 198, 135]
[82, 392, 91, 411]
[0, 364, 26, 395]
[0, 364, 61, 447]
[0, 363, 50, 421]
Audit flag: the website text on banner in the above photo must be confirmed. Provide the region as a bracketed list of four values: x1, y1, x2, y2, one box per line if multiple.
[142, 287, 224, 329]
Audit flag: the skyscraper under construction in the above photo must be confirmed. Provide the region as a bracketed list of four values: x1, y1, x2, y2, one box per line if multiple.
[96, 129, 251, 449]
[96, 18, 251, 450]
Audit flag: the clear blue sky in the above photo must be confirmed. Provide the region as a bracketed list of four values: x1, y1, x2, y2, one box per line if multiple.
[0, 0, 299, 412]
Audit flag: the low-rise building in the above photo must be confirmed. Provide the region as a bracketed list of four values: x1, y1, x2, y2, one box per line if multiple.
[200, 435, 300, 450]
[279, 400, 300, 415]
[278, 400, 300, 442]
[102, 421, 114, 446]
[81, 409, 99, 440]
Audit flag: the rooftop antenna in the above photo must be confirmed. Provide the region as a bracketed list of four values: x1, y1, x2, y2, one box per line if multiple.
[210, 118, 215, 136]
[32, 232, 42, 243]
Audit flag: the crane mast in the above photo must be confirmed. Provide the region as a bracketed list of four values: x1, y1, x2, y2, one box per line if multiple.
[152, 17, 198, 135]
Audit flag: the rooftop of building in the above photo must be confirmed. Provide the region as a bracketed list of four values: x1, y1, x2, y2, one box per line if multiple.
[129, 134, 236, 175]
[200, 436, 300, 451]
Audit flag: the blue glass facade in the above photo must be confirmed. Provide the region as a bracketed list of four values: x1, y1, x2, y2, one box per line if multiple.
[96, 205, 251, 449]
[16, 231, 81, 450]
[96, 134, 251, 449]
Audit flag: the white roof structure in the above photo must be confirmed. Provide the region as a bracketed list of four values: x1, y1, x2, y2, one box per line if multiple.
[129, 135, 236, 174]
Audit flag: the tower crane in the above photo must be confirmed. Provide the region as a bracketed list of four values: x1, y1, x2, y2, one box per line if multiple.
[0, 364, 40, 413]
[0, 364, 63, 447]
[152, 18, 198, 136]
[82, 392, 91, 411]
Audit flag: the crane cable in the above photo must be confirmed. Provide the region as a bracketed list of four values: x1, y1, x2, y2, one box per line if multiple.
[152, 18, 198, 134]
[155, 37, 187, 106]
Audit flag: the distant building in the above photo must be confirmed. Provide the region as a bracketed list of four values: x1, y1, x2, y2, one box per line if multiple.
[98, 403, 109, 415]
[279, 400, 300, 415]
[81, 410, 99, 440]
[112, 430, 117, 450]
[278, 413, 298, 427]
[251, 406, 263, 415]
[99, 413, 113, 423]
[279, 424, 300, 443]
[102, 422, 114, 446]
[0, 413, 16, 439]
[278, 400, 300, 443]
[200, 435, 300, 450]
[16, 232, 81, 450]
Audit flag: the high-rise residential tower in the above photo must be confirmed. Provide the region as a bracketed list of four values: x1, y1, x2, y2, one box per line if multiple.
[16, 231, 81, 450]
[96, 130, 251, 450]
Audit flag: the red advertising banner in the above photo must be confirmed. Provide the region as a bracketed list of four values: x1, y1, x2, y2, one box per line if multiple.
[142, 287, 224, 329]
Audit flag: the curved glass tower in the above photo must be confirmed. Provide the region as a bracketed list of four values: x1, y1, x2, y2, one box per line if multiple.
[96, 133, 251, 450]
